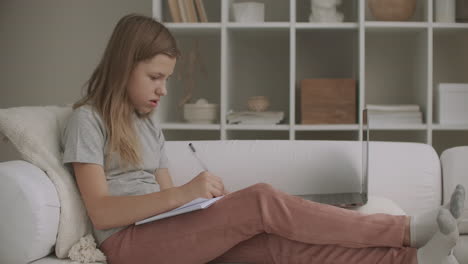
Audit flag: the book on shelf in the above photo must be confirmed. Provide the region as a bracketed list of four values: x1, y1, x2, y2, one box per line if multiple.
[195, 0, 208, 22]
[185, 0, 198, 22]
[167, 0, 207, 23]
[177, 0, 189, 22]
[135, 196, 224, 225]
[366, 104, 420, 112]
[168, 0, 182, 22]
[366, 104, 423, 125]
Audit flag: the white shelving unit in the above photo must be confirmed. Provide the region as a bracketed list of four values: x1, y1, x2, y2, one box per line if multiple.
[153, 0, 468, 155]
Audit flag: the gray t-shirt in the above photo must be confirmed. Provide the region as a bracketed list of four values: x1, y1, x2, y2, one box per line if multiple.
[61, 105, 169, 246]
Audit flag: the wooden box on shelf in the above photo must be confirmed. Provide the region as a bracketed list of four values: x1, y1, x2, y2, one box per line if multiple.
[300, 78, 357, 124]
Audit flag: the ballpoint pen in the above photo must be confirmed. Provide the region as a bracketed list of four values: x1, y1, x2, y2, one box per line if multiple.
[188, 143, 209, 171]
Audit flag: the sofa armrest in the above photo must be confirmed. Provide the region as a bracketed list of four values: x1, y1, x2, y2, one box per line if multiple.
[441, 146, 468, 235]
[441, 147, 468, 204]
[0, 160, 60, 263]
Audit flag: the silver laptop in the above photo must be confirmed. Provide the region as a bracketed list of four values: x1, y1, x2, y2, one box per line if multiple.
[296, 109, 370, 208]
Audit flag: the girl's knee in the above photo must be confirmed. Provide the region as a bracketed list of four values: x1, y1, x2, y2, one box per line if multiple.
[248, 183, 275, 195]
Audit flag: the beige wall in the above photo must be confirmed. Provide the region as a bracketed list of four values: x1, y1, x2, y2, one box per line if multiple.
[0, 0, 152, 161]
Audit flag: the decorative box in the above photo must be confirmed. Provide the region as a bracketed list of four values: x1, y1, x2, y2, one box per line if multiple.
[436, 83, 468, 124]
[300, 79, 357, 124]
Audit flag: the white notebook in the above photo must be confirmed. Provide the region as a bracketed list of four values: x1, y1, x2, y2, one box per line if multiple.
[135, 196, 224, 225]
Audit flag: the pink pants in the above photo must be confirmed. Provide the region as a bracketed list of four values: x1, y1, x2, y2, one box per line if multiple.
[100, 183, 418, 264]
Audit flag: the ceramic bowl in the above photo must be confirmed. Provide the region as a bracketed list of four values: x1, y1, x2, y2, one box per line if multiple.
[183, 103, 218, 123]
[247, 96, 270, 112]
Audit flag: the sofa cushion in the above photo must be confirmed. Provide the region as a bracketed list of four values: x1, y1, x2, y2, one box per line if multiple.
[351, 195, 406, 215]
[441, 146, 468, 234]
[0, 160, 60, 263]
[0, 106, 91, 258]
[30, 254, 75, 264]
[165, 140, 441, 216]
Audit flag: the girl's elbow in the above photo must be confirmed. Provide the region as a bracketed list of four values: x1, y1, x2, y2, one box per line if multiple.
[87, 210, 110, 230]
[90, 213, 126, 230]
[89, 215, 106, 230]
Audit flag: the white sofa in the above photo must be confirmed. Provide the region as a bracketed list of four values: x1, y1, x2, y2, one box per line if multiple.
[1, 138, 467, 264]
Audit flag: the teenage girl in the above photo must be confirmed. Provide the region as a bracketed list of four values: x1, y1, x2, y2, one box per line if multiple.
[61, 14, 465, 264]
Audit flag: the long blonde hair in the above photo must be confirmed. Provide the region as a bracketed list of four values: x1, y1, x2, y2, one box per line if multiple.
[74, 14, 180, 168]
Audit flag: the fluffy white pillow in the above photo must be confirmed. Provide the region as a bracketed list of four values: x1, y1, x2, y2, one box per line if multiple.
[0, 106, 92, 258]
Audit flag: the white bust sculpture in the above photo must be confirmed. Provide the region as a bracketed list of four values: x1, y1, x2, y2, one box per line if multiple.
[309, 0, 344, 23]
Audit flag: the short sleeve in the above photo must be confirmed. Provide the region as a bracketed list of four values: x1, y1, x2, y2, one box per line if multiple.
[158, 129, 169, 169]
[61, 106, 106, 167]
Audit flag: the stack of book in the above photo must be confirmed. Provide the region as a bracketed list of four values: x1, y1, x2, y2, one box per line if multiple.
[168, 0, 208, 23]
[366, 104, 423, 126]
[227, 111, 285, 125]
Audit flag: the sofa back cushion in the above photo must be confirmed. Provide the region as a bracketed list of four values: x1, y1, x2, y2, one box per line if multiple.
[166, 140, 441, 216]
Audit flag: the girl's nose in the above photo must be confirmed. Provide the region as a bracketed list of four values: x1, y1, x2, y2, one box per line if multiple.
[156, 85, 167, 96]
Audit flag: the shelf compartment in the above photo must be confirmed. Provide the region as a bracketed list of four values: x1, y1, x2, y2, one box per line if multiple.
[295, 131, 359, 141]
[367, 130, 427, 143]
[226, 130, 289, 140]
[165, 23, 222, 34]
[432, 30, 468, 123]
[433, 22, 468, 31]
[296, 0, 358, 23]
[226, 124, 289, 131]
[369, 124, 428, 130]
[162, 130, 221, 140]
[160, 123, 221, 130]
[365, 0, 429, 22]
[156, 31, 221, 123]
[160, 0, 221, 23]
[226, 29, 290, 123]
[365, 22, 429, 32]
[433, 124, 468, 130]
[295, 30, 359, 125]
[296, 22, 359, 30]
[365, 30, 429, 123]
[294, 124, 359, 131]
[432, 131, 468, 155]
[227, 0, 290, 22]
[296, 30, 359, 83]
[226, 22, 290, 29]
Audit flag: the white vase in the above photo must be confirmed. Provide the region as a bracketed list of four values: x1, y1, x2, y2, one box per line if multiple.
[435, 0, 456, 23]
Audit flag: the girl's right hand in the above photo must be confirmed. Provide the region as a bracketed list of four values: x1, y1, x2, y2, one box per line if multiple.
[182, 171, 226, 199]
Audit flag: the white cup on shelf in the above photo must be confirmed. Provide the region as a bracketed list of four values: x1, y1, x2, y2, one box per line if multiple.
[232, 2, 265, 23]
[435, 0, 456, 23]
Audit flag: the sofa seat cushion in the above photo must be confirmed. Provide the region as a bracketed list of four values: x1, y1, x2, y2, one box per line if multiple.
[30, 254, 75, 264]
[351, 195, 406, 215]
[26, 195, 405, 264]
[0, 160, 60, 263]
[454, 235, 468, 264]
